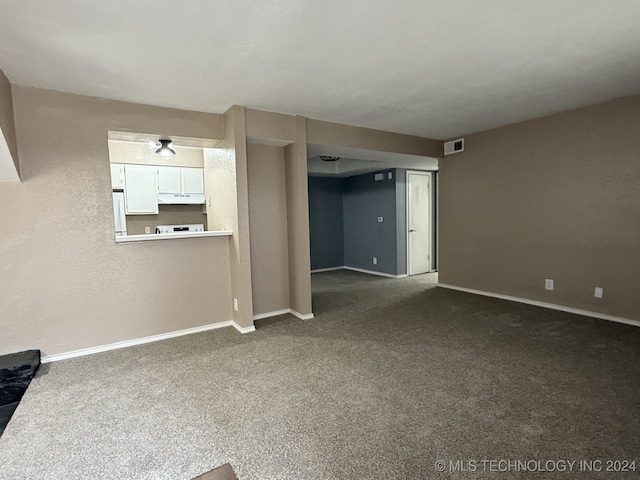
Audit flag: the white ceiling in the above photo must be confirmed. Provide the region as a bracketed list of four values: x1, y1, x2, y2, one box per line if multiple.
[1, 1, 639, 141]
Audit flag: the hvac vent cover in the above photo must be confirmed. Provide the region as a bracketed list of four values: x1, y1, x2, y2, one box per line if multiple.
[444, 138, 464, 155]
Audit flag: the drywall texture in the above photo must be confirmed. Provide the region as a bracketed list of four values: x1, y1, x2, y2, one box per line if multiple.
[247, 144, 290, 315]
[108, 140, 204, 167]
[0, 68, 19, 177]
[439, 94, 640, 321]
[0, 86, 232, 356]
[344, 170, 399, 275]
[308, 177, 344, 270]
[245, 108, 296, 145]
[125, 205, 208, 235]
[307, 119, 442, 158]
[205, 106, 254, 328]
[284, 116, 313, 316]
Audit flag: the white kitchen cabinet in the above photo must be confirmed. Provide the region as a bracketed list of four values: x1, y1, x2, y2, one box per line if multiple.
[124, 164, 158, 214]
[110, 163, 125, 190]
[157, 166, 182, 194]
[181, 168, 205, 194]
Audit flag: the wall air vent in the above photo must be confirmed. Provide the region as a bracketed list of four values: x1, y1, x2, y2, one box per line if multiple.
[444, 138, 464, 156]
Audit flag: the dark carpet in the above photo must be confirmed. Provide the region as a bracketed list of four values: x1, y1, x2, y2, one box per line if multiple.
[0, 270, 638, 479]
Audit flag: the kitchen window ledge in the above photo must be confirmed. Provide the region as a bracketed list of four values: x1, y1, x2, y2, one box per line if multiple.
[115, 230, 232, 243]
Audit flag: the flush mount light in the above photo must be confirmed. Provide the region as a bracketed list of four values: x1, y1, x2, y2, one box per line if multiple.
[320, 156, 340, 162]
[155, 139, 176, 158]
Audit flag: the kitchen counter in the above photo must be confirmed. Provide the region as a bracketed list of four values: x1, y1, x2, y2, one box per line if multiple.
[115, 230, 232, 243]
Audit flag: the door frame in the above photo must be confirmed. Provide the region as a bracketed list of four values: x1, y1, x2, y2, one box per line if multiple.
[406, 170, 434, 275]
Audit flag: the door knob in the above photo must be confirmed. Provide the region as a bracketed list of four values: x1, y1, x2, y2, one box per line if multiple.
[409, 229, 416, 232]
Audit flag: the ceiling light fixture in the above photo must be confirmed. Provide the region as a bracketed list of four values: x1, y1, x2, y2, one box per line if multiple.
[320, 156, 340, 162]
[155, 139, 176, 158]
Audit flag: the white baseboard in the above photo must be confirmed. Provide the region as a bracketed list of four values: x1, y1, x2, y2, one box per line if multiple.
[438, 283, 640, 328]
[253, 308, 315, 321]
[312, 265, 408, 278]
[344, 266, 407, 279]
[231, 320, 256, 334]
[311, 266, 345, 273]
[290, 309, 315, 320]
[253, 309, 291, 321]
[41, 320, 235, 363]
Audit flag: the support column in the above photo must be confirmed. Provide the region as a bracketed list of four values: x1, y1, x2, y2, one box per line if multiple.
[204, 105, 254, 331]
[284, 116, 313, 318]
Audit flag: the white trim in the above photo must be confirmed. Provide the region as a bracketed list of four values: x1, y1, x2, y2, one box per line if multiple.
[344, 266, 407, 279]
[311, 265, 408, 278]
[252, 308, 315, 321]
[290, 309, 315, 320]
[406, 170, 432, 276]
[116, 230, 232, 243]
[438, 283, 640, 328]
[231, 321, 256, 334]
[253, 309, 291, 320]
[311, 266, 345, 273]
[41, 321, 234, 363]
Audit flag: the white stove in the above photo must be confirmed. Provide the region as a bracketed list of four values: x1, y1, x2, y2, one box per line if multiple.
[156, 224, 204, 234]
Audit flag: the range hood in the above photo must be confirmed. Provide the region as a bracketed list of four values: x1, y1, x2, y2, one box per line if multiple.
[157, 193, 205, 205]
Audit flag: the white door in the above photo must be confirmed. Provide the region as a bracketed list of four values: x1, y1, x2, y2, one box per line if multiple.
[407, 171, 431, 275]
[158, 166, 182, 194]
[124, 164, 158, 214]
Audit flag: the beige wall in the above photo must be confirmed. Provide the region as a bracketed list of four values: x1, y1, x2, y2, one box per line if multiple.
[285, 116, 313, 316]
[245, 108, 296, 145]
[439, 94, 640, 321]
[247, 144, 290, 315]
[108, 140, 205, 167]
[0, 68, 19, 177]
[204, 106, 254, 329]
[307, 118, 442, 158]
[0, 86, 231, 356]
[125, 205, 208, 235]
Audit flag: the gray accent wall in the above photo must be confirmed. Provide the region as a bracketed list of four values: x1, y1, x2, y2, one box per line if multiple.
[308, 176, 344, 269]
[343, 170, 398, 275]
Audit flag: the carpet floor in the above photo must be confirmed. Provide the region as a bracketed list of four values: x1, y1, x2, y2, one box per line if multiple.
[0, 271, 638, 479]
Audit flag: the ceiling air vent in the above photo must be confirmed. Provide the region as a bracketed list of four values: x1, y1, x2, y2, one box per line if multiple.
[444, 138, 464, 156]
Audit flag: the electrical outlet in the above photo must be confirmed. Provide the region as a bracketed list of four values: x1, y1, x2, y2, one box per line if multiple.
[594, 287, 603, 298]
[233, 298, 238, 311]
[378, 216, 383, 222]
[145, 226, 151, 234]
[387, 171, 393, 180]
[373, 257, 377, 265]
[545, 279, 554, 291]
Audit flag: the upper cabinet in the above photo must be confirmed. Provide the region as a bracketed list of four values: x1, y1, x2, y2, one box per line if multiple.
[181, 167, 205, 194]
[158, 166, 204, 195]
[158, 166, 182, 194]
[110, 164, 125, 190]
[157, 166, 205, 204]
[123, 164, 159, 214]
